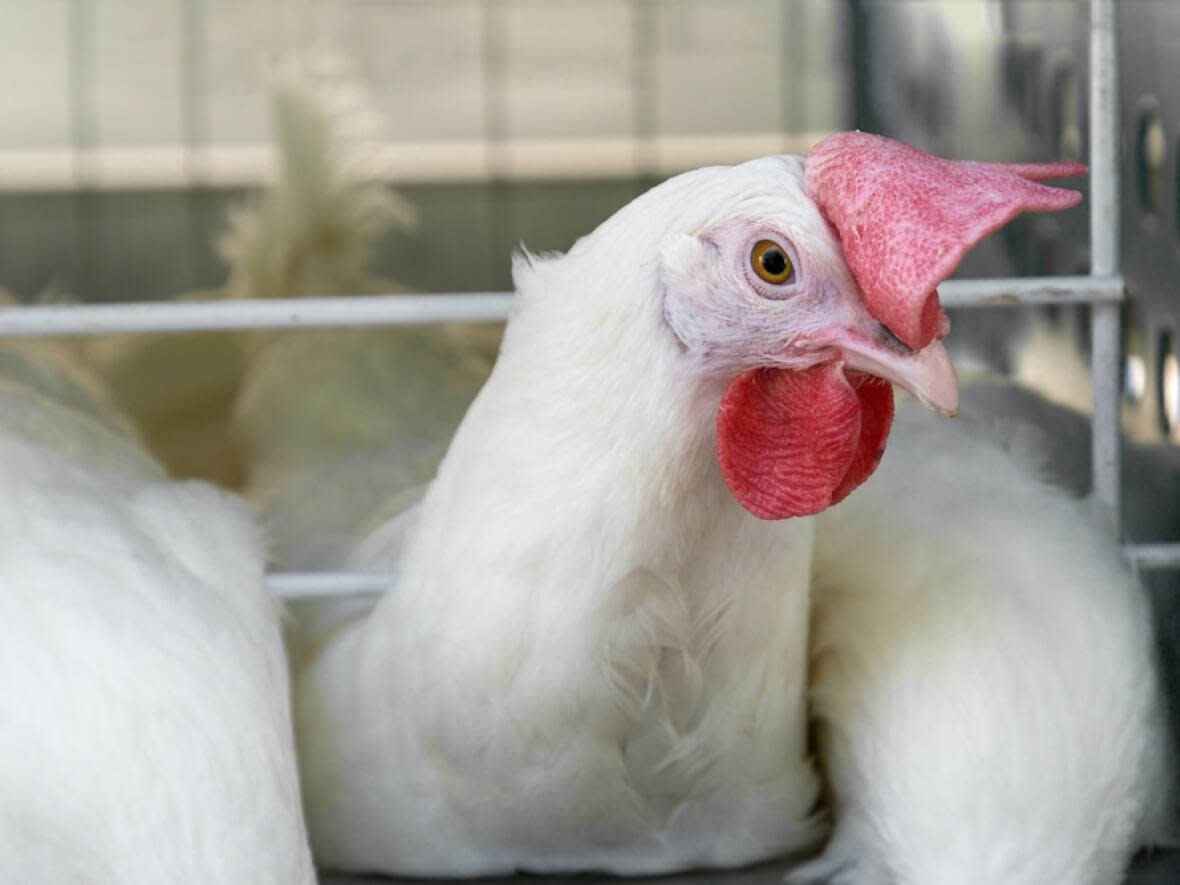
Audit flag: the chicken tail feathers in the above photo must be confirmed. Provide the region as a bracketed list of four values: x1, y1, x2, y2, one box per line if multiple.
[217, 58, 417, 301]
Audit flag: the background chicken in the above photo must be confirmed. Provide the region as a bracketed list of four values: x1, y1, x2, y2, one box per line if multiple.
[796, 391, 1172, 885]
[226, 69, 499, 569]
[79, 63, 436, 490]
[0, 322, 315, 884]
[73, 62, 499, 569]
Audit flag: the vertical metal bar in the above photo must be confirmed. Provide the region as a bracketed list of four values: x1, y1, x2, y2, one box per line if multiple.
[68, 0, 99, 299]
[180, 0, 213, 290]
[179, 0, 208, 184]
[630, 0, 658, 184]
[480, 0, 513, 284]
[480, 0, 509, 179]
[68, 0, 98, 185]
[846, 0, 882, 135]
[781, 0, 805, 148]
[1089, 0, 1121, 535]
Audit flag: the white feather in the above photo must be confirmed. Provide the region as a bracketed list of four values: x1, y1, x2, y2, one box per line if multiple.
[0, 344, 314, 884]
[791, 391, 1171, 885]
[295, 158, 835, 876]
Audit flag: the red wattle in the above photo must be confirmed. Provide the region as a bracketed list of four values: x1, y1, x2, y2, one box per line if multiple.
[829, 372, 894, 505]
[717, 365, 892, 520]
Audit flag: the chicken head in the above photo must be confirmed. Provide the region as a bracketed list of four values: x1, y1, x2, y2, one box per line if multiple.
[660, 134, 1084, 520]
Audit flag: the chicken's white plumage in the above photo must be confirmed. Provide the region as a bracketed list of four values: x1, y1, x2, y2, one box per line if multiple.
[297, 158, 843, 875]
[793, 394, 1171, 885]
[0, 344, 315, 884]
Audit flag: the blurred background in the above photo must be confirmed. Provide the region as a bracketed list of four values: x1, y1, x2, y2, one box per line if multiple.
[0, 0, 1177, 456]
[0, 0, 847, 299]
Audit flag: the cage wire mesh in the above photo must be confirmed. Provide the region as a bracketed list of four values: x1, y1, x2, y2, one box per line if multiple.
[1, 0, 1179, 584]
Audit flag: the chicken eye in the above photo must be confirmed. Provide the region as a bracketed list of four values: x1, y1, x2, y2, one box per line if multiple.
[751, 240, 795, 285]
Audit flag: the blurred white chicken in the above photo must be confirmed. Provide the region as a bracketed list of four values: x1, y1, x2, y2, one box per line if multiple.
[82, 60, 442, 490]
[227, 66, 499, 569]
[280, 133, 1169, 883]
[0, 328, 315, 884]
[237, 319, 496, 570]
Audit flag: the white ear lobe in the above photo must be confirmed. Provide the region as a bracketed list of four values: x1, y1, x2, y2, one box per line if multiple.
[659, 232, 719, 294]
[659, 233, 725, 352]
[511, 246, 564, 300]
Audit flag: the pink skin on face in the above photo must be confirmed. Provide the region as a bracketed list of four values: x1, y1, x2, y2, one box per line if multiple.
[664, 215, 955, 521]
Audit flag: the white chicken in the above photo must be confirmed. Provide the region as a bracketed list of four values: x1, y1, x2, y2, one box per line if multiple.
[0, 334, 315, 884]
[284, 133, 1166, 881]
[791, 392, 1172, 885]
[237, 320, 496, 571]
[82, 62, 422, 488]
[229, 69, 499, 570]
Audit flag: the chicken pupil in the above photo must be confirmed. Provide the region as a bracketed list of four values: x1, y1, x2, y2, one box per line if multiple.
[761, 247, 788, 277]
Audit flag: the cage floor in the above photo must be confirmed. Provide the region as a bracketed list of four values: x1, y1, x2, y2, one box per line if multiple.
[319, 848, 1180, 884]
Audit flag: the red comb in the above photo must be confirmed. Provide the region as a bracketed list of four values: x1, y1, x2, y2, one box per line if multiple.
[805, 132, 1086, 351]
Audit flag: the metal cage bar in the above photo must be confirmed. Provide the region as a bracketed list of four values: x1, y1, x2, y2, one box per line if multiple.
[1125, 545, 1180, 572]
[267, 572, 393, 600]
[1090, 0, 1122, 536]
[3, 0, 1178, 602]
[0, 277, 1126, 339]
[0, 293, 518, 337]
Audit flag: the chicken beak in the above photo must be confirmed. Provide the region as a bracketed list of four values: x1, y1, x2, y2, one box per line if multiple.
[838, 334, 959, 416]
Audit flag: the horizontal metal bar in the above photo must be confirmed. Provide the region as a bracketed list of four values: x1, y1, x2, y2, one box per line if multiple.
[1124, 544, 1180, 571]
[0, 293, 516, 338]
[0, 276, 1125, 339]
[269, 543, 1180, 604]
[939, 276, 1124, 308]
[266, 572, 393, 600]
[269, 537, 1180, 604]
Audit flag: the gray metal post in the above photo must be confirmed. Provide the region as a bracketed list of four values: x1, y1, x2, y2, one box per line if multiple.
[1089, 0, 1122, 535]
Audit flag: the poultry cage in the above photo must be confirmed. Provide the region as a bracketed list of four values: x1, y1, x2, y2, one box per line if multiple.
[1, 0, 1179, 883]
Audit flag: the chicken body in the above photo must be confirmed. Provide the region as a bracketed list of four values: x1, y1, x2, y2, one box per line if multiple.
[302, 480, 820, 874]
[792, 393, 1172, 885]
[0, 343, 315, 884]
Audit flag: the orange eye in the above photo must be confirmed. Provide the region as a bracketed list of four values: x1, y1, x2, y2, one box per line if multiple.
[751, 239, 795, 284]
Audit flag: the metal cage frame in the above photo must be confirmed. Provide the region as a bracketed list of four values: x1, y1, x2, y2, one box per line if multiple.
[1, 0, 1175, 599]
